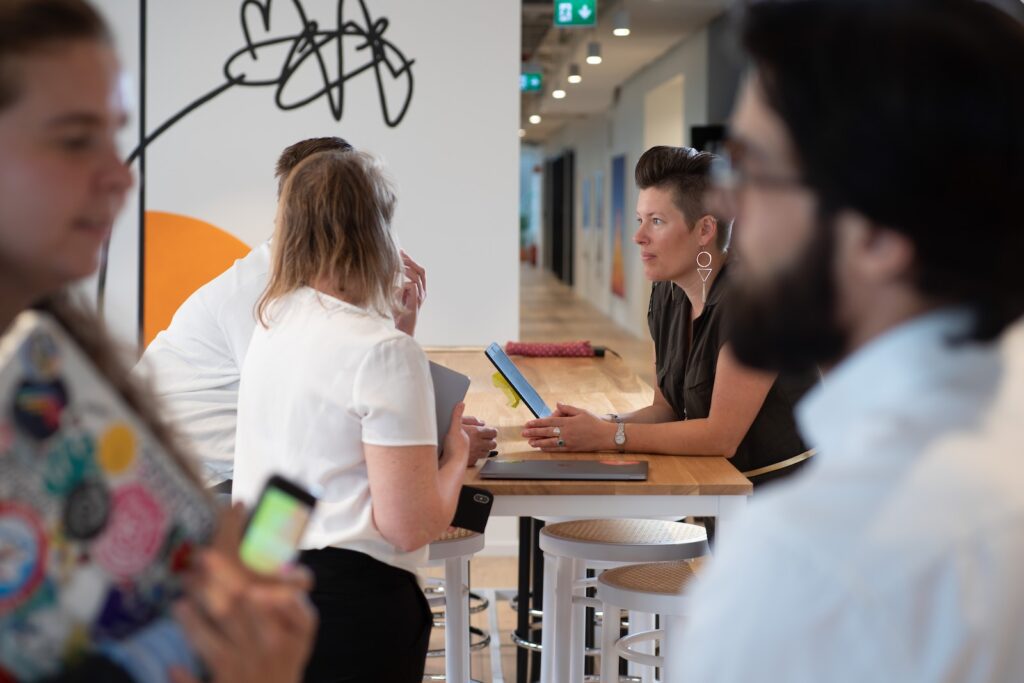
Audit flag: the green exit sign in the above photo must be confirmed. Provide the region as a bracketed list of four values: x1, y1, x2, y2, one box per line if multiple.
[521, 73, 543, 92]
[554, 0, 597, 27]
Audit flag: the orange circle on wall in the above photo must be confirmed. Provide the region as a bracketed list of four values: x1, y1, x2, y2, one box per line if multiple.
[143, 211, 251, 346]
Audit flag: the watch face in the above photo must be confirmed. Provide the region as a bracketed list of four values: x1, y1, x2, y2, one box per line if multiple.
[614, 424, 626, 445]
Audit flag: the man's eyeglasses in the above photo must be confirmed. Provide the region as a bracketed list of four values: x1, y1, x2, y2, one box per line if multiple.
[708, 141, 808, 219]
[710, 144, 806, 195]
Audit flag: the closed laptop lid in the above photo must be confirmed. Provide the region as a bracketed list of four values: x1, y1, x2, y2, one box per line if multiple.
[479, 459, 648, 481]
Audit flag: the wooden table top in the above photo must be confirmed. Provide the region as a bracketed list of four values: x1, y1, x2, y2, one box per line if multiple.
[425, 348, 752, 497]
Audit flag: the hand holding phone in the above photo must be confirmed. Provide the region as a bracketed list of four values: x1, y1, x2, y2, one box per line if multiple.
[238, 475, 317, 575]
[449, 485, 494, 534]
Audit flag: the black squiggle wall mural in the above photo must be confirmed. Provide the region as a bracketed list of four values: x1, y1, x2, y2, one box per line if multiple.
[128, 0, 415, 163]
[97, 0, 415, 331]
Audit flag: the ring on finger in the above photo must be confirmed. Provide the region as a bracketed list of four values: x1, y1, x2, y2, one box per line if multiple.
[556, 439, 566, 448]
[553, 427, 561, 436]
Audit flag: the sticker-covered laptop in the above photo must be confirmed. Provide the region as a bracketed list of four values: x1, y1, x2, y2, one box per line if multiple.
[0, 311, 216, 681]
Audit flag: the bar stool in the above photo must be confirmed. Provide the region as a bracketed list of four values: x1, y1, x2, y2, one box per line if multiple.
[538, 519, 707, 683]
[597, 560, 699, 683]
[423, 528, 489, 683]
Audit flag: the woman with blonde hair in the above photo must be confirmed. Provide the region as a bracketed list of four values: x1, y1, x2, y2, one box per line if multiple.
[233, 149, 470, 683]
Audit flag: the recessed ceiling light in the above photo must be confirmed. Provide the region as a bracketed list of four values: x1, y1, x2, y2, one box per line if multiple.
[519, 128, 526, 138]
[529, 114, 542, 125]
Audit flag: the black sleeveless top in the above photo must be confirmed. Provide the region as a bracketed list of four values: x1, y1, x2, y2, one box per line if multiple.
[647, 262, 818, 477]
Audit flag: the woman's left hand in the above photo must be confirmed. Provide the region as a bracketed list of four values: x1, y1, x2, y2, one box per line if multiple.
[521, 403, 617, 452]
[395, 251, 427, 337]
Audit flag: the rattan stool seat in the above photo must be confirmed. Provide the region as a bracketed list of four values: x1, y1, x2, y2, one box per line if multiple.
[539, 518, 707, 564]
[428, 528, 485, 562]
[599, 560, 698, 596]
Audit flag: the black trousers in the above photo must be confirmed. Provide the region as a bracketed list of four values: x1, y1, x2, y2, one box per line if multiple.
[299, 547, 433, 683]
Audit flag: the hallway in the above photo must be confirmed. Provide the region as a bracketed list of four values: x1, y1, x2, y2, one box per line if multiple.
[518, 264, 655, 388]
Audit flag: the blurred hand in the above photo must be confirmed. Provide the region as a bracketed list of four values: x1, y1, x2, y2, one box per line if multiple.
[461, 416, 497, 466]
[170, 505, 317, 683]
[394, 251, 426, 337]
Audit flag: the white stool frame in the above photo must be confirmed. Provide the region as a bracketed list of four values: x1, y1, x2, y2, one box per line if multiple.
[425, 532, 486, 683]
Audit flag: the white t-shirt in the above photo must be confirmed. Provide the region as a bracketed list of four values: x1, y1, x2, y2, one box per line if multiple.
[231, 287, 437, 572]
[134, 242, 272, 485]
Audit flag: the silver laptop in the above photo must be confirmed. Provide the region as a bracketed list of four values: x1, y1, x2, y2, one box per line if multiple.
[479, 459, 648, 481]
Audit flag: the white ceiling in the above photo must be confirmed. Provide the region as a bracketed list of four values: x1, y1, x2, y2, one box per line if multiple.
[521, 0, 732, 143]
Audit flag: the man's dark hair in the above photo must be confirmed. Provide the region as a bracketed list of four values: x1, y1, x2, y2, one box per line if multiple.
[635, 145, 731, 250]
[741, 0, 1024, 341]
[275, 137, 354, 194]
[0, 0, 111, 111]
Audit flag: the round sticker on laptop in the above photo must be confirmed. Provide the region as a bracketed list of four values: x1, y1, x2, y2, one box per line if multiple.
[19, 331, 61, 382]
[0, 502, 47, 611]
[42, 433, 96, 496]
[63, 479, 110, 541]
[93, 484, 166, 579]
[98, 423, 136, 475]
[11, 379, 68, 440]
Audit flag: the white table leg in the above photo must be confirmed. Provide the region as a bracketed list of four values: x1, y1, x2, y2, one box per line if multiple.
[715, 494, 748, 545]
[540, 551, 557, 683]
[627, 610, 656, 682]
[568, 559, 587, 683]
[599, 603, 620, 683]
[444, 555, 470, 683]
[552, 555, 575, 683]
[661, 614, 686, 683]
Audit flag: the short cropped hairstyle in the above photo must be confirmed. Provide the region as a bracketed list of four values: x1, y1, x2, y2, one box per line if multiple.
[635, 145, 731, 251]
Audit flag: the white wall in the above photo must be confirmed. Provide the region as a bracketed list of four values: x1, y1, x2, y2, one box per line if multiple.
[85, 0, 522, 557]
[644, 74, 686, 150]
[546, 28, 710, 338]
[91, 0, 521, 348]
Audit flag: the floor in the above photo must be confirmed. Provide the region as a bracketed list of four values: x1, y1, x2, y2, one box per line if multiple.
[420, 263, 655, 682]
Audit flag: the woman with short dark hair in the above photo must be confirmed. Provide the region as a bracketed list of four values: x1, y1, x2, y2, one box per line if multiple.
[523, 146, 818, 487]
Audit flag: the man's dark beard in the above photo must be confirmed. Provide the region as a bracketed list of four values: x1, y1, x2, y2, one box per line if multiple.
[726, 220, 846, 373]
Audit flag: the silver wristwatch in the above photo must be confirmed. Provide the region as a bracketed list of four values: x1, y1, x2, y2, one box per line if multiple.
[614, 421, 626, 451]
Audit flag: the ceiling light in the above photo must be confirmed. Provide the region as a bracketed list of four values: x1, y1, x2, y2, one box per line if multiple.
[568, 63, 582, 84]
[519, 128, 526, 138]
[613, 10, 630, 37]
[586, 41, 602, 65]
[552, 87, 566, 99]
[529, 114, 542, 125]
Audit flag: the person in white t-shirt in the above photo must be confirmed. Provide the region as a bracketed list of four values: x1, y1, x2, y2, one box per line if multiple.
[135, 137, 497, 487]
[675, 1, 1024, 681]
[232, 148, 468, 683]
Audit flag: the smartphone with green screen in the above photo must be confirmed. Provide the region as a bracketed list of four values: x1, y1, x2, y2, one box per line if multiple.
[239, 475, 317, 575]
